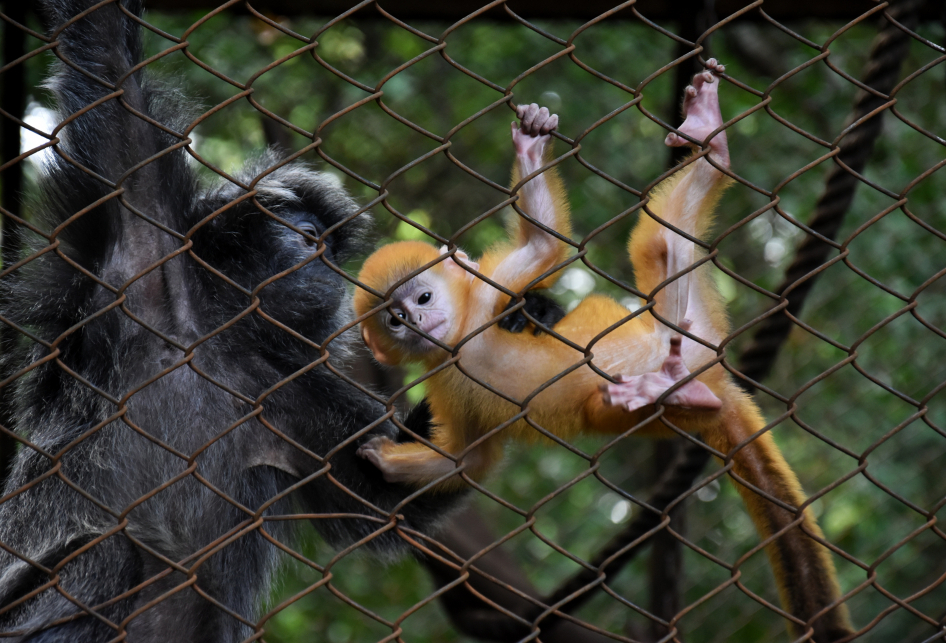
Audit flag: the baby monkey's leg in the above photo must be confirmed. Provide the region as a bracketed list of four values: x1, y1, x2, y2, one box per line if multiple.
[604, 60, 728, 414]
[664, 58, 729, 166]
[600, 321, 722, 412]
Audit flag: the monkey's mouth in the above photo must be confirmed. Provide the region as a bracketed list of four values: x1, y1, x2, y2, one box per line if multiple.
[412, 320, 446, 348]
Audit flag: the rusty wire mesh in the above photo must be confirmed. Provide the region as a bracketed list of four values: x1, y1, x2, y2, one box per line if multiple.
[1, 0, 945, 642]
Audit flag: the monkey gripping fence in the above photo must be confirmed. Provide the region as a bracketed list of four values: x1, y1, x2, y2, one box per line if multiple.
[1, 0, 945, 641]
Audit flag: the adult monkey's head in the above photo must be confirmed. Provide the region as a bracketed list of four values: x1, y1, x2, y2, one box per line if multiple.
[187, 163, 468, 549]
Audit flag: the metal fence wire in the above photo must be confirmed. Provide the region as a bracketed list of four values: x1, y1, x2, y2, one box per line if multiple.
[1, 0, 945, 642]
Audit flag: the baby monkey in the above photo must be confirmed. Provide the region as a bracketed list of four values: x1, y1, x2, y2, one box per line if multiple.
[354, 60, 852, 642]
[356, 79, 727, 485]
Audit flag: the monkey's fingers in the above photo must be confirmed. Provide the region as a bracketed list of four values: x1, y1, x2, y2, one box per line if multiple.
[357, 436, 392, 458]
[523, 106, 558, 136]
[665, 85, 702, 147]
[528, 106, 550, 136]
[519, 103, 540, 132]
[357, 437, 400, 479]
[659, 336, 693, 382]
[538, 113, 559, 135]
[689, 59, 724, 94]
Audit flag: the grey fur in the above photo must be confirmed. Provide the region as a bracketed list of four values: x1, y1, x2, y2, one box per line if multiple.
[0, 2, 455, 641]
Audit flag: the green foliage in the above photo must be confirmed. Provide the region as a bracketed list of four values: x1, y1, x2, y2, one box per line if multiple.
[11, 8, 945, 642]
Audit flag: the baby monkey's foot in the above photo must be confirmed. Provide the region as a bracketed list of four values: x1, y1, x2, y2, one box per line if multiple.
[665, 58, 729, 168]
[601, 324, 722, 413]
[512, 103, 558, 164]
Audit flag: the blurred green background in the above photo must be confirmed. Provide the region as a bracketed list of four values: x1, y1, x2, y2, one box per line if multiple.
[9, 6, 946, 642]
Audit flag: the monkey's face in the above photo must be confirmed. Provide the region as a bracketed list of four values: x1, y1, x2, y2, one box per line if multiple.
[191, 161, 369, 343]
[383, 273, 454, 353]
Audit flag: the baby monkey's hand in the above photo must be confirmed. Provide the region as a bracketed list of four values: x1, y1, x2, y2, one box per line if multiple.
[512, 103, 558, 164]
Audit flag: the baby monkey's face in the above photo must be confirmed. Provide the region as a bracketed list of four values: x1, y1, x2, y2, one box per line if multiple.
[385, 273, 453, 352]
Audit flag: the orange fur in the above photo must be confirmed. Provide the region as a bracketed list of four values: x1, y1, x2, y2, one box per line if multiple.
[354, 155, 740, 478]
[353, 148, 850, 639]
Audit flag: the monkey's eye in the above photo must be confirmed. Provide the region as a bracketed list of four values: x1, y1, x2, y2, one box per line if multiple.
[389, 312, 406, 328]
[297, 223, 319, 248]
[418, 292, 432, 305]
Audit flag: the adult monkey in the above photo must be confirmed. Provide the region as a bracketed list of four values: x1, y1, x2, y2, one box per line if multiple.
[0, 1, 485, 640]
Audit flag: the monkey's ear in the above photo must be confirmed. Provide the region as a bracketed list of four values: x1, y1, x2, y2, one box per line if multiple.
[439, 245, 479, 279]
[362, 325, 398, 365]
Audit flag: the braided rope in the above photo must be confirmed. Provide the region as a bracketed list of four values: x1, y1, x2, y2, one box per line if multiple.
[737, 0, 923, 389]
[527, 0, 923, 630]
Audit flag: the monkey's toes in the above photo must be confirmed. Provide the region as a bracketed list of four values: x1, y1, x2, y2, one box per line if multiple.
[705, 57, 725, 75]
[664, 380, 723, 411]
[668, 62, 728, 160]
[664, 132, 688, 147]
[601, 378, 657, 413]
[691, 59, 724, 88]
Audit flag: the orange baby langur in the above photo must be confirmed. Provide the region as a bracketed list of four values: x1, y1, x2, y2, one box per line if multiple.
[354, 61, 852, 642]
[355, 92, 724, 484]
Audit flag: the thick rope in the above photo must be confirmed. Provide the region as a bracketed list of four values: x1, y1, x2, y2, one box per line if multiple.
[737, 0, 922, 389]
[533, 0, 922, 628]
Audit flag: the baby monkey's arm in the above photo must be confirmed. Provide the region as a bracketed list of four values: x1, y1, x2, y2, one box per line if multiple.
[489, 104, 572, 294]
[357, 105, 567, 486]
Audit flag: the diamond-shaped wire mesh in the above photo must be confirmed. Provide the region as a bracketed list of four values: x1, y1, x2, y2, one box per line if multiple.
[1, 1, 944, 642]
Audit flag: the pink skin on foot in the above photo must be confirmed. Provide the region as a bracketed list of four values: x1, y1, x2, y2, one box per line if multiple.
[664, 58, 729, 169]
[600, 321, 722, 413]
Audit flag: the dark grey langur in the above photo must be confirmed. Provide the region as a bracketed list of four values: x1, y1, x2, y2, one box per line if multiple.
[0, 1, 463, 640]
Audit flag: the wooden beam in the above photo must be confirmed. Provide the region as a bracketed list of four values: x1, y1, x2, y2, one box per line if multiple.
[144, 0, 943, 21]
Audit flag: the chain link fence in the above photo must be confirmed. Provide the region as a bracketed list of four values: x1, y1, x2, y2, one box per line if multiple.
[1, 1, 945, 641]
